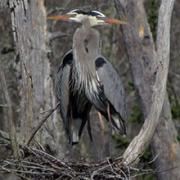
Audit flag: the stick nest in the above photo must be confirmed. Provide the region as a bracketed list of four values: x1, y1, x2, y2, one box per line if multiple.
[0, 145, 140, 180]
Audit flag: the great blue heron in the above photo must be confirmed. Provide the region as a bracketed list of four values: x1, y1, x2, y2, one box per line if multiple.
[49, 9, 127, 145]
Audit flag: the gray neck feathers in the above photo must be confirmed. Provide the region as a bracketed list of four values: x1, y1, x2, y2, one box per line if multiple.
[72, 23, 100, 90]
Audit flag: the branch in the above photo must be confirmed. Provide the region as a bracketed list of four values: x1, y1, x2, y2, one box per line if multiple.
[115, 0, 175, 165]
[26, 102, 60, 146]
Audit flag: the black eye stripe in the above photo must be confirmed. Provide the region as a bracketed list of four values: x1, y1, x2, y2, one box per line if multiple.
[91, 11, 106, 17]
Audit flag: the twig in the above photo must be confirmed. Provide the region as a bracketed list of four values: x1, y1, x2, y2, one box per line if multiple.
[131, 164, 180, 178]
[26, 102, 60, 146]
[24, 146, 74, 172]
[148, 153, 160, 164]
[91, 157, 124, 180]
[2, 146, 178, 180]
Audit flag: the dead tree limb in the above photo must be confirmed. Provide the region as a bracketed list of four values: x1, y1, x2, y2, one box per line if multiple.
[115, 0, 175, 166]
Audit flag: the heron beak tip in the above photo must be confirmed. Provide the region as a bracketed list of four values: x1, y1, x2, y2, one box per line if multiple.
[47, 15, 70, 21]
[105, 18, 128, 25]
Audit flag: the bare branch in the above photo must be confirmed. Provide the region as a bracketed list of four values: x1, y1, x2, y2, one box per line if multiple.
[26, 102, 60, 146]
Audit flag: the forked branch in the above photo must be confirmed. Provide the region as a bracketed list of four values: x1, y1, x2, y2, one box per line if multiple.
[115, 0, 175, 165]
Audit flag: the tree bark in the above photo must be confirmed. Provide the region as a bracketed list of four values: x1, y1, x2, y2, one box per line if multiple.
[115, 0, 180, 179]
[152, 95, 180, 180]
[0, 69, 19, 158]
[8, 0, 63, 155]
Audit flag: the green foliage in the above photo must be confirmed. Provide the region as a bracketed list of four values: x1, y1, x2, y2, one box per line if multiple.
[129, 104, 142, 123]
[103, 5, 116, 17]
[138, 174, 156, 180]
[112, 134, 130, 148]
[171, 104, 180, 119]
[147, 0, 158, 40]
[127, 81, 135, 92]
[141, 148, 152, 162]
[138, 148, 156, 180]
[177, 135, 180, 142]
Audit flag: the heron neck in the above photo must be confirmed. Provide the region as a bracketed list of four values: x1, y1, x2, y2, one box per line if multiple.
[82, 18, 92, 33]
[73, 25, 100, 80]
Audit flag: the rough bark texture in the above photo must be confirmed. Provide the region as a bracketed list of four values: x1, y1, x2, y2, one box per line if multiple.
[8, 0, 61, 153]
[115, 1, 180, 178]
[152, 95, 180, 180]
[0, 8, 15, 131]
[0, 0, 8, 9]
[0, 69, 19, 158]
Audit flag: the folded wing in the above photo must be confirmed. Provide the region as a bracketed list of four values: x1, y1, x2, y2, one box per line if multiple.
[95, 56, 127, 133]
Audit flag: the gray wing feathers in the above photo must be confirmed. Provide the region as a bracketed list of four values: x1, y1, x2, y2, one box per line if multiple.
[55, 50, 72, 127]
[55, 65, 70, 126]
[96, 56, 127, 120]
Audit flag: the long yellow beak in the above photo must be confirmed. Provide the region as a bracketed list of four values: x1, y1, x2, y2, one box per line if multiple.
[104, 18, 128, 25]
[47, 15, 71, 21]
[47, 15, 128, 25]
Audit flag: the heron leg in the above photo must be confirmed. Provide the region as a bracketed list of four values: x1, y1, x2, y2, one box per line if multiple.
[87, 117, 93, 141]
[107, 103, 113, 128]
[71, 118, 82, 145]
[66, 112, 73, 144]
[78, 118, 87, 139]
[107, 103, 120, 131]
[98, 112, 105, 131]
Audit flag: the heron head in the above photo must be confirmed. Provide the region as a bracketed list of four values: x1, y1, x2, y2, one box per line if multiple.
[48, 9, 127, 27]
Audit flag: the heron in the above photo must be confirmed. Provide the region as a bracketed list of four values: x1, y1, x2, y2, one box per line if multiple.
[48, 9, 127, 145]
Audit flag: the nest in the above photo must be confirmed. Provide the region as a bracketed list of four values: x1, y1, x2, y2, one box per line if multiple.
[0, 146, 154, 180]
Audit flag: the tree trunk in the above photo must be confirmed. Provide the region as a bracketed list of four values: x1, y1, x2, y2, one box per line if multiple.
[115, 0, 180, 179]
[8, 0, 65, 156]
[0, 7, 14, 131]
[152, 95, 180, 180]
